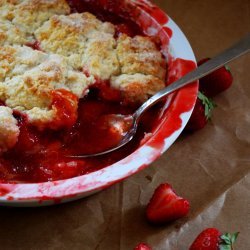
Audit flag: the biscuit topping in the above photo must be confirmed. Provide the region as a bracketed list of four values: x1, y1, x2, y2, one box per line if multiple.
[35, 13, 119, 79]
[0, 0, 167, 152]
[0, 45, 94, 130]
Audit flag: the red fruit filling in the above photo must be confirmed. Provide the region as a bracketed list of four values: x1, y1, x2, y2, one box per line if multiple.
[1, 86, 164, 183]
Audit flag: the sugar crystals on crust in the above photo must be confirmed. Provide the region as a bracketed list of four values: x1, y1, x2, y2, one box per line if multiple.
[0, 20, 32, 46]
[0, 45, 47, 81]
[12, 0, 70, 34]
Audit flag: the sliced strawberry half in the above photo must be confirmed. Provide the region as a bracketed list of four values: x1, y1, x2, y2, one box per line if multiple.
[146, 183, 190, 224]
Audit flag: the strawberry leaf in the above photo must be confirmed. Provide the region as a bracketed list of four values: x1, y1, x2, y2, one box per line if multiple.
[220, 235, 231, 245]
[225, 64, 231, 73]
[231, 232, 239, 243]
[220, 232, 239, 250]
[219, 244, 231, 250]
[198, 91, 216, 119]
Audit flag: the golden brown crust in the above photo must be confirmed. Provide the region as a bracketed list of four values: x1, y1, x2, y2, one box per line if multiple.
[116, 34, 167, 80]
[82, 33, 120, 80]
[111, 74, 165, 103]
[0, 45, 47, 81]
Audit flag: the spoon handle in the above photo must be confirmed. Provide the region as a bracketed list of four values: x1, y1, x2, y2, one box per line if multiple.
[135, 33, 250, 120]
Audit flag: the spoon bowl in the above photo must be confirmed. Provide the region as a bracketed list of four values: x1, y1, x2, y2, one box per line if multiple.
[69, 114, 136, 158]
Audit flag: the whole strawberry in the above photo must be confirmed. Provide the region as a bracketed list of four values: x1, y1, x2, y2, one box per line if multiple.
[146, 183, 190, 224]
[189, 228, 239, 250]
[134, 243, 152, 250]
[198, 58, 233, 97]
[185, 91, 215, 132]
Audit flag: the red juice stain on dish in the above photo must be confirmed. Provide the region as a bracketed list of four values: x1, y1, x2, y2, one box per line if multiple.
[0, 187, 10, 196]
[135, 1, 169, 25]
[148, 59, 197, 150]
[162, 26, 173, 39]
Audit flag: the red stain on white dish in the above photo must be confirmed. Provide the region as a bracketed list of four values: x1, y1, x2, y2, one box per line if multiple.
[162, 26, 173, 39]
[0, 187, 10, 196]
[134, 0, 169, 25]
[141, 58, 197, 151]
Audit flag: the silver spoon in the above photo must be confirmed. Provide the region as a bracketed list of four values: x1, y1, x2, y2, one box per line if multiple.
[70, 33, 250, 158]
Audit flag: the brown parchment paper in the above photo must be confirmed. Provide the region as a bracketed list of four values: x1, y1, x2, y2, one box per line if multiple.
[0, 0, 249, 249]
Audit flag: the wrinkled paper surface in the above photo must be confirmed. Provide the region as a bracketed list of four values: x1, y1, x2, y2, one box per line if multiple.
[0, 0, 249, 249]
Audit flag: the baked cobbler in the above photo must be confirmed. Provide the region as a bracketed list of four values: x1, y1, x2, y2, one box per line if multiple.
[0, 0, 168, 183]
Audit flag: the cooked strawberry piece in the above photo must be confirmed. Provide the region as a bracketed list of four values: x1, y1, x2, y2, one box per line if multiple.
[51, 89, 78, 129]
[146, 183, 190, 224]
[37, 158, 85, 182]
[77, 100, 109, 122]
[185, 91, 215, 132]
[14, 116, 38, 152]
[26, 41, 42, 51]
[90, 80, 122, 103]
[97, 81, 122, 102]
[134, 243, 152, 250]
[189, 228, 239, 250]
[98, 0, 120, 12]
[198, 58, 233, 97]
